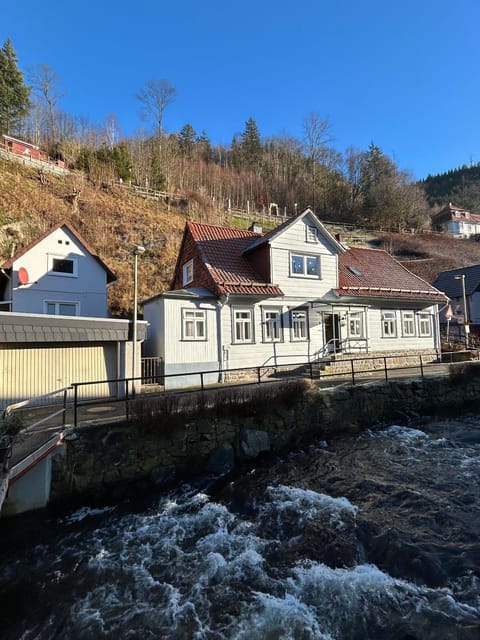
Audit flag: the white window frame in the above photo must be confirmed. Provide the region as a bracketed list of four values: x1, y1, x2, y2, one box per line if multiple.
[44, 301, 79, 316]
[418, 312, 432, 337]
[182, 259, 194, 286]
[290, 253, 321, 278]
[401, 311, 416, 337]
[182, 308, 206, 341]
[290, 308, 309, 341]
[233, 308, 254, 344]
[262, 307, 283, 342]
[305, 225, 318, 243]
[382, 311, 397, 337]
[348, 313, 363, 338]
[48, 254, 78, 277]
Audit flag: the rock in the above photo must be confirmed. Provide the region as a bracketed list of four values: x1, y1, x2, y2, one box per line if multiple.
[150, 466, 176, 488]
[206, 443, 235, 475]
[239, 428, 270, 460]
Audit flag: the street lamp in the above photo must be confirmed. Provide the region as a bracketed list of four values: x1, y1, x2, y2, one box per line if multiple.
[132, 245, 145, 390]
[454, 273, 469, 348]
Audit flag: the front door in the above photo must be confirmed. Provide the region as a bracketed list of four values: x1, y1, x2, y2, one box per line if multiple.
[324, 313, 341, 353]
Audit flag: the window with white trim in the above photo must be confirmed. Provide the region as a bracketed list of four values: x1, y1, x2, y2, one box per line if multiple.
[48, 255, 77, 277]
[233, 308, 254, 343]
[382, 311, 397, 337]
[418, 312, 432, 337]
[291, 253, 320, 278]
[290, 309, 308, 341]
[306, 225, 318, 243]
[182, 308, 206, 340]
[182, 259, 194, 285]
[262, 308, 283, 342]
[402, 311, 415, 337]
[45, 301, 78, 316]
[348, 313, 363, 338]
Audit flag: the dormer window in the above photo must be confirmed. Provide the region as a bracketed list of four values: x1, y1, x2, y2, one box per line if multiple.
[291, 253, 321, 278]
[48, 255, 77, 277]
[182, 259, 194, 286]
[306, 225, 318, 243]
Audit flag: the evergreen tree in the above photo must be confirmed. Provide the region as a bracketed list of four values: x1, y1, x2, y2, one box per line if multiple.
[239, 117, 262, 171]
[178, 123, 196, 157]
[0, 39, 30, 134]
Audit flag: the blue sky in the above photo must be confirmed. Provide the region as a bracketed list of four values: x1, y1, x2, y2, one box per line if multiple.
[1, 0, 478, 180]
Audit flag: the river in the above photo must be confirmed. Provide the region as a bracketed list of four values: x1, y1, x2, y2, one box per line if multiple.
[1, 413, 479, 639]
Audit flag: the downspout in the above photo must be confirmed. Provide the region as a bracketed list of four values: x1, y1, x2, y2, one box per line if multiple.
[217, 293, 229, 381]
[435, 298, 450, 356]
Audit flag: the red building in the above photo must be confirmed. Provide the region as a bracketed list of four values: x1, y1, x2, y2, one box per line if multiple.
[1, 134, 49, 162]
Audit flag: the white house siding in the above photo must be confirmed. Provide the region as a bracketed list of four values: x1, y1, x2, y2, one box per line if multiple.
[0, 343, 118, 407]
[269, 217, 339, 298]
[10, 227, 109, 317]
[219, 297, 326, 371]
[365, 307, 439, 354]
[143, 295, 219, 389]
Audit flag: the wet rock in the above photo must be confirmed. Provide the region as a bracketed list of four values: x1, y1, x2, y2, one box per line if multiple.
[150, 466, 176, 488]
[206, 443, 235, 475]
[238, 428, 270, 459]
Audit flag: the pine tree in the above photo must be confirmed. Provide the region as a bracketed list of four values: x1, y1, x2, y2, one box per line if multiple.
[239, 117, 262, 171]
[0, 39, 30, 134]
[178, 123, 196, 157]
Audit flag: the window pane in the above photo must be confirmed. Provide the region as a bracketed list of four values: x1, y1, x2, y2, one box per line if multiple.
[59, 303, 76, 316]
[306, 256, 320, 276]
[52, 258, 74, 274]
[46, 303, 56, 314]
[196, 321, 205, 338]
[185, 321, 194, 337]
[291, 255, 304, 274]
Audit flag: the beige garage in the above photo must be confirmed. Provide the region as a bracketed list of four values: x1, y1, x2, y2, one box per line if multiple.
[0, 313, 147, 409]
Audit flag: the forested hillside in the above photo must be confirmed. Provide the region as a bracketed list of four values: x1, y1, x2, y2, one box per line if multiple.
[3, 36, 480, 316]
[422, 163, 480, 212]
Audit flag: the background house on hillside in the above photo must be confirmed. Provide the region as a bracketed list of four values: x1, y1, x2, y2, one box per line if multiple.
[431, 203, 480, 238]
[143, 209, 447, 389]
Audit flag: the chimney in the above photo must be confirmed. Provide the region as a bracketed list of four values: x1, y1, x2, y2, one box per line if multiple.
[249, 222, 263, 234]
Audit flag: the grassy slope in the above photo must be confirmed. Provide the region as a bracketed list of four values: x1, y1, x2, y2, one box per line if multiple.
[2, 158, 480, 316]
[0, 159, 225, 316]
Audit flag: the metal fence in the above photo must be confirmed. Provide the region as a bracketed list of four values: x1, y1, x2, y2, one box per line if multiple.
[4, 351, 478, 430]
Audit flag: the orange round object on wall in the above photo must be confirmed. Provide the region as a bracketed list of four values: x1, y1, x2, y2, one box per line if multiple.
[18, 267, 29, 285]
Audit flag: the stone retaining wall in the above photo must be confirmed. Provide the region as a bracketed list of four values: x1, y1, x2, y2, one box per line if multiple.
[50, 373, 480, 506]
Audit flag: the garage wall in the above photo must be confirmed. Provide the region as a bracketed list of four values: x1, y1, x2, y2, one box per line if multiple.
[0, 343, 118, 408]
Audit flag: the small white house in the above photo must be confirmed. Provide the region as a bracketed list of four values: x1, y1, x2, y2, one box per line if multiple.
[143, 209, 447, 388]
[431, 203, 480, 239]
[0, 220, 146, 407]
[0, 219, 116, 317]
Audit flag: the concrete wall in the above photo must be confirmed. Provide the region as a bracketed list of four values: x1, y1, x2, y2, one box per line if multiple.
[48, 373, 480, 507]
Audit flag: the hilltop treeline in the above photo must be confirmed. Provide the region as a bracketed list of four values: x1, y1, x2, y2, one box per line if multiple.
[0, 39, 442, 232]
[422, 164, 480, 212]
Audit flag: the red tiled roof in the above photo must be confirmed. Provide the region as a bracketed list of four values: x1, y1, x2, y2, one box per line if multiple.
[338, 247, 446, 301]
[186, 221, 283, 296]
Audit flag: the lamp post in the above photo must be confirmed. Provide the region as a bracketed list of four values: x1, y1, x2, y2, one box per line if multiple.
[454, 273, 469, 348]
[132, 245, 145, 391]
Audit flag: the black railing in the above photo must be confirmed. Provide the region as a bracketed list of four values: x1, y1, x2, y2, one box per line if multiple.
[6, 351, 477, 431]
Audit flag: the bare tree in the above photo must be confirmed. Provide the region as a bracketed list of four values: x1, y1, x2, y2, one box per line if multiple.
[302, 112, 333, 211]
[136, 79, 177, 135]
[28, 63, 63, 146]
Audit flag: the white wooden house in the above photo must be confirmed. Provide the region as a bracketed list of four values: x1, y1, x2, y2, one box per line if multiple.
[431, 203, 480, 239]
[143, 209, 447, 388]
[0, 219, 116, 316]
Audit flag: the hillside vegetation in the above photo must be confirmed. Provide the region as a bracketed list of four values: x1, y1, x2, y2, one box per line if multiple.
[2, 159, 480, 316]
[0, 159, 225, 316]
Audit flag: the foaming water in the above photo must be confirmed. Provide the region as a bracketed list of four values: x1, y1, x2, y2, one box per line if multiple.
[1, 415, 479, 639]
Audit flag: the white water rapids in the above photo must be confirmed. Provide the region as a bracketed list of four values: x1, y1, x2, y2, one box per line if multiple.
[1, 415, 479, 639]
